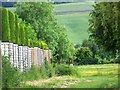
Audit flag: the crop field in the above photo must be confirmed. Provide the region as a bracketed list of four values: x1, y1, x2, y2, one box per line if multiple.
[22, 64, 119, 88]
[55, 2, 94, 44]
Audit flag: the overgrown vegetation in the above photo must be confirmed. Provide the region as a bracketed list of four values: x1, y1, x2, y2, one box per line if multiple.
[23, 64, 118, 88]
[2, 56, 22, 88]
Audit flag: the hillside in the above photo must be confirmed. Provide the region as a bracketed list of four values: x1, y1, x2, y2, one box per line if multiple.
[54, 2, 94, 44]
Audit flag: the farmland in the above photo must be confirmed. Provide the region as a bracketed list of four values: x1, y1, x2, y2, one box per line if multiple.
[55, 2, 94, 44]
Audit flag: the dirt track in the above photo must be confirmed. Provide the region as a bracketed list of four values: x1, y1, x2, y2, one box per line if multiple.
[55, 10, 92, 15]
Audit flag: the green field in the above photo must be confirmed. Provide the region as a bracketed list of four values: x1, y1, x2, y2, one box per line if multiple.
[54, 2, 94, 12]
[22, 64, 119, 88]
[56, 13, 90, 44]
[55, 2, 94, 44]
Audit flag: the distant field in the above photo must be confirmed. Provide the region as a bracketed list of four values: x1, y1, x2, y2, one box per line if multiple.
[54, 2, 94, 12]
[56, 12, 90, 44]
[55, 2, 94, 44]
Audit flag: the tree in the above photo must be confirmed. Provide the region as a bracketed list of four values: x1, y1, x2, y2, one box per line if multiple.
[74, 47, 93, 65]
[15, 2, 75, 63]
[2, 8, 10, 42]
[89, 2, 120, 55]
[8, 10, 16, 43]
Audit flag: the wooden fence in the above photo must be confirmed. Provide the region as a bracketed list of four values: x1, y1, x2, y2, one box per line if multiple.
[0, 41, 52, 72]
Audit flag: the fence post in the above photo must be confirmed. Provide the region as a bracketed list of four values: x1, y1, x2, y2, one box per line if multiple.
[13, 44, 18, 68]
[18, 46, 23, 72]
[9, 42, 14, 66]
[28, 47, 32, 69]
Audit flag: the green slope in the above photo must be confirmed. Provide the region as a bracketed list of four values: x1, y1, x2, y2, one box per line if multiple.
[54, 1, 94, 12]
[55, 2, 94, 44]
[56, 13, 90, 44]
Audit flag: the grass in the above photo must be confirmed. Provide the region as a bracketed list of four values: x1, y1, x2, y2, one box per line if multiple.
[54, 2, 94, 12]
[56, 12, 90, 44]
[68, 75, 118, 88]
[55, 2, 94, 44]
[22, 64, 119, 88]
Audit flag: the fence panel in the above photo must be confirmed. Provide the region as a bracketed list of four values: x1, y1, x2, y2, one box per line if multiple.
[1, 42, 52, 71]
[1, 42, 9, 57]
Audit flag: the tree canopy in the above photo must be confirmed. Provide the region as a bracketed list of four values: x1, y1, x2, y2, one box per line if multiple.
[15, 2, 75, 63]
[89, 2, 120, 55]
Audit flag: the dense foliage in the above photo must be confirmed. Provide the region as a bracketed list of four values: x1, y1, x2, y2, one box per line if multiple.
[89, 2, 120, 56]
[74, 47, 96, 65]
[2, 8, 10, 42]
[15, 2, 75, 63]
[1, 7, 48, 49]
[55, 64, 77, 76]
[2, 56, 22, 88]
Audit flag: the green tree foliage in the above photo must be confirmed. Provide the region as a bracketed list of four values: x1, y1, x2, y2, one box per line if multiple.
[8, 10, 16, 43]
[74, 47, 94, 65]
[2, 8, 10, 42]
[81, 39, 98, 59]
[2, 7, 48, 49]
[89, 2, 120, 55]
[14, 15, 20, 44]
[15, 2, 75, 63]
[81, 39, 115, 64]
[19, 23, 25, 45]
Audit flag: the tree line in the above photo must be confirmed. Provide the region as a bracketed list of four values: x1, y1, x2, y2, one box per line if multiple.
[1, 7, 48, 49]
[14, 2, 75, 64]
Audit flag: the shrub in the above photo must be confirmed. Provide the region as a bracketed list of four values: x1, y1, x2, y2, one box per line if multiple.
[40, 59, 55, 78]
[55, 64, 77, 76]
[22, 60, 55, 81]
[110, 58, 120, 64]
[2, 56, 22, 88]
[21, 65, 41, 81]
[74, 47, 93, 65]
[103, 58, 109, 64]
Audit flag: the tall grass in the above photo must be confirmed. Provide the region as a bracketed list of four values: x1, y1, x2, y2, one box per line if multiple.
[22, 62, 78, 82]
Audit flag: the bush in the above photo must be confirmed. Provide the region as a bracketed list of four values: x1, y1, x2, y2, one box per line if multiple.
[22, 59, 55, 81]
[55, 64, 77, 76]
[2, 56, 22, 88]
[74, 47, 93, 65]
[103, 58, 110, 64]
[110, 58, 120, 64]
[40, 59, 55, 78]
[21, 65, 41, 81]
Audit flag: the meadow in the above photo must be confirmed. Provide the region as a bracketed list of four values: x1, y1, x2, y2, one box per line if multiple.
[56, 13, 90, 44]
[54, 1, 94, 12]
[22, 64, 119, 88]
[55, 2, 94, 44]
